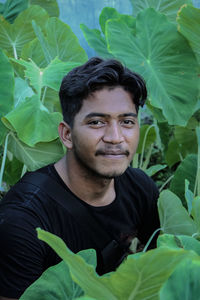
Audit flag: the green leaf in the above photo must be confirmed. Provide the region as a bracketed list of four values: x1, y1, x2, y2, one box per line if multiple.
[20, 260, 83, 299]
[80, 24, 113, 59]
[24, 17, 88, 67]
[0, 49, 14, 144]
[160, 260, 200, 300]
[21, 249, 97, 300]
[158, 234, 200, 256]
[0, 5, 49, 57]
[2, 95, 62, 147]
[2, 0, 28, 23]
[3, 155, 23, 186]
[131, 0, 193, 22]
[106, 8, 199, 126]
[30, 0, 59, 17]
[137, 124, 156, 154]
[170, 154, 197, 202]
[12, 57, 81, 98]
[185, 179, 194, 215]
[191, 196, 200, 234]
[7, 133, 64, 171]
[14, 77, 34, 107]
[178, 4, 200, 65]
[145, 164, 167, 177]
[37, 228, 197, 300]
[158, 189, 197, 235]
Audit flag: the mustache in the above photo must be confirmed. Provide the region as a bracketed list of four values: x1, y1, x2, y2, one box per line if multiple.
[95, 146, 130, 156]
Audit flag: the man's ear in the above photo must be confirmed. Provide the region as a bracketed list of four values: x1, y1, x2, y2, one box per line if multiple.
[58, 121, 73, 149]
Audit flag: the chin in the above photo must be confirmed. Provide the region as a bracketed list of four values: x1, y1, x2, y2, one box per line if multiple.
[97, 167, 128, 179]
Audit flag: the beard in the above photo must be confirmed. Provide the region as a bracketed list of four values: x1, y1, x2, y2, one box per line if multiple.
[72, 143, 128, 180]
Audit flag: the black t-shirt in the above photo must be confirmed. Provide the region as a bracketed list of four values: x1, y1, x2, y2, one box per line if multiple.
[0, 165, 160, 298]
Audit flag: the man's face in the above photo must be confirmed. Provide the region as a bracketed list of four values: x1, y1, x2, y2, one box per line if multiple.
[69, 87, 139, 179]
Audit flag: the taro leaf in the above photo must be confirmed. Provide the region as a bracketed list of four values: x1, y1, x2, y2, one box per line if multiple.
[44, 18, 87, 63]
[145, 164, 167, 177]
[2, 95, 62, 147]
[158, 234, 200, 256]
[3, 156, 23, 186]
[37, 228, 197, 300]
[37, 229, 117, 300]
[30, 0, 59, 17]
[12, 57, 81, 98]
[24, 17, 87, 68]
[158, 189, 197, 235]
[165, 138, 182, 167]
[2, 0, 28, 23]
[178, 4, 200, 65]
[106, 8, 199, 126]
[0, 48, 14, 145]
[80, 8, 135, 60]
[14, 77, 34, 107]
[44, 87, 61, 113]
[160, 259, 200, 300]
[80, 24, 113, 59]
[191, 196, 200, 234]
[20, 248, 97, 300]
[137, 124, 156, 154]
[170, 154, 197, 202]
[174, 125, 197, 156]
[0, 5, 49, 57]
[131, 0, 193, 23]
[7, 133, 64, 171]
[185, 179, 194, 215]
[99, 7, 136, 35]
[20, 261, 83, 299]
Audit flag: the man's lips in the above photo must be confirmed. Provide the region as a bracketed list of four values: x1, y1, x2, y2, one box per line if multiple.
[95, 150, 129, 156]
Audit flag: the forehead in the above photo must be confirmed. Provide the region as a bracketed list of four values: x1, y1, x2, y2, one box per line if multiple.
[77, 87, 136, 117]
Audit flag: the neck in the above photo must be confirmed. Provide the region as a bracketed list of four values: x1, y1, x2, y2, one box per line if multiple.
[54, 154, 116, 207]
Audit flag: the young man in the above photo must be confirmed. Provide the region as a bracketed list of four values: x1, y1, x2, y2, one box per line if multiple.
[0, 57, 160, 299]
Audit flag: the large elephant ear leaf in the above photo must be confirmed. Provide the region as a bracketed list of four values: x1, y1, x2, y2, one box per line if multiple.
[0, 49, 14, 144]
[158, 189, 197, 235]
[130, 0, 193, 23]
[30, 0, 59, 17]
[2, 95, 62, 147]
[160, 259, 200, 300]
[0, 5, 49, 57]
[177, 4, 200, 65]
[7, 134, 64, 171]
[106, 8, 199, 126]
[12, 57, 81, 98]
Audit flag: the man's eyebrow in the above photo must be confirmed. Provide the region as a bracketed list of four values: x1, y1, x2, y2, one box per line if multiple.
[119, 113, 137, 118]
[84, 113, 110, 119]
[84, 112, 138, 119]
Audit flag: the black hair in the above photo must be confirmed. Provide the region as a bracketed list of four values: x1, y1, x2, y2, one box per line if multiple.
[59, 57, 147, 126]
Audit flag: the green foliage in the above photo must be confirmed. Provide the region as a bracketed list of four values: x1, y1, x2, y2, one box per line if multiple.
[19, 228, 200, 300]
[0, 0, 88, 190]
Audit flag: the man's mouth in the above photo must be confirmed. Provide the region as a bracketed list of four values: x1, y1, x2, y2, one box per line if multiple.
[95, 150, 129, 157]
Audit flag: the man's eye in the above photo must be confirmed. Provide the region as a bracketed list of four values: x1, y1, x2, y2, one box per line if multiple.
[122, 120, 135, 125]
[88, 120, 104, 126]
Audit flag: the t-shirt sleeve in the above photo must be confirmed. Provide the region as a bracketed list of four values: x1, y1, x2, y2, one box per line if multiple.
[0, 195, 47, 298]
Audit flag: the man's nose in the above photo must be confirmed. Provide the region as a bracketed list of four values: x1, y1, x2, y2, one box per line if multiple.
[102, 122, 124, 144]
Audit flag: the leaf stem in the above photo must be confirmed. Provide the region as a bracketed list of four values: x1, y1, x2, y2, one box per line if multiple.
[139, 124, 154, 169]
[41, 86, 47, 104]
[142, 228, 162, 252]
[159, 174, 174, 193]
[13, 44, 18, 59]
[0, 133, 10, 191]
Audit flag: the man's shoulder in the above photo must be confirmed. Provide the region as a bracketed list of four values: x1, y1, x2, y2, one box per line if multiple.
[122, 166, 152, 184]
[0, 164, 57, 211]
[118, 166, 159, 199]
